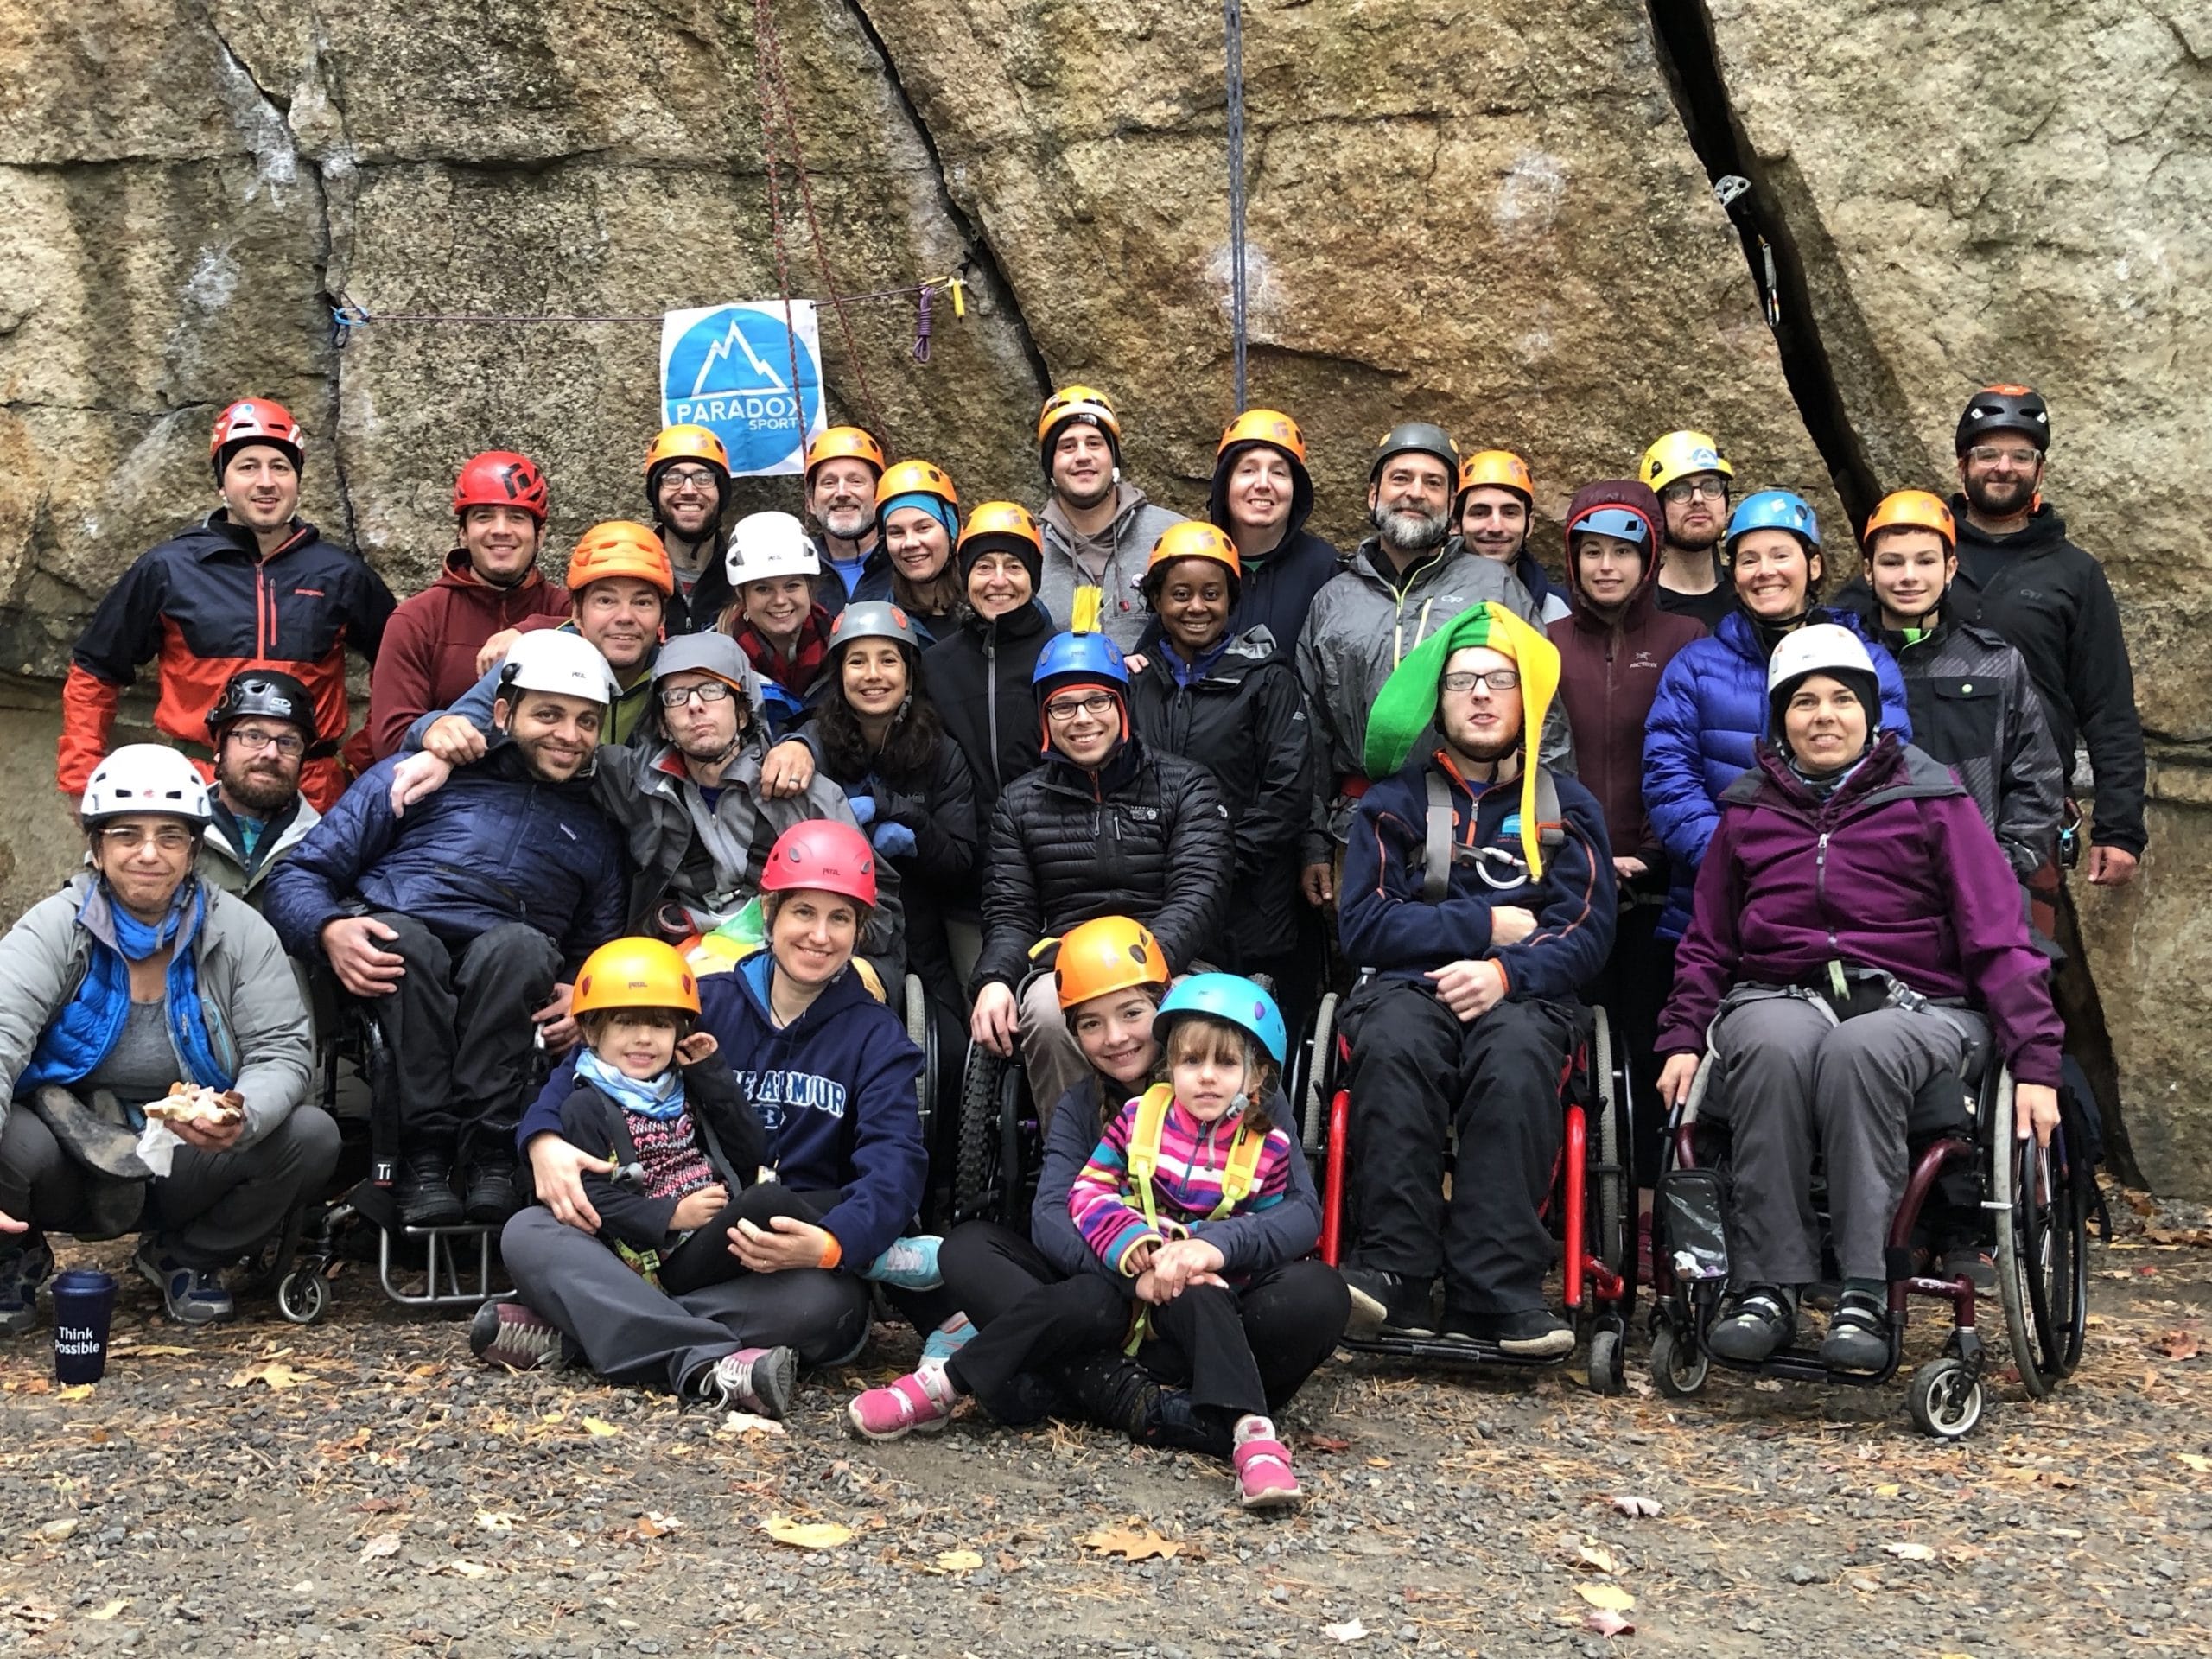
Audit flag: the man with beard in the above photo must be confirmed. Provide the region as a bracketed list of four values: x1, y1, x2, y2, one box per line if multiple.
[645, 425, 737, 636]
[804, 426, 882, 617]
[198, 670, 324, 906]
[1033, 386, 1184, 651]
[265, 632, 626, 1227]
[1457, 450, 1570, 624]
[1638, 429, 1736, 632]
[1294, 423, 1552, 910]
[1945, 385, 2145, 894]
[1334, 605, 1614, 1351]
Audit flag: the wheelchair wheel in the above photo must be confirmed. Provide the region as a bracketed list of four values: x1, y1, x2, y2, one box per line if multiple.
[1301, 992, 1338, 1153]
[1590, 1007, 1630, 1299]
[903, 976, 935, 1132]
[1907, 1356, 1984, 1439]
[953, 1045, 1008, 1224]
[276, 1268, 330, 1325]
[1586, 1326, 1625, 1396]
[1993, 1090, 2091, 1394]
[1649, 1319, 1708, 1399]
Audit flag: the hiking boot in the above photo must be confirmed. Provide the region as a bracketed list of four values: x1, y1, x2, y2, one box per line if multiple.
[1709, 1287, 1796, 1363]
[696, 1345, 798, 1419]
[461, 1150, 519, 1225]
[132, 1237, 233, 1326]
[846, 1368, 957, 1441]
[1936, 1245, 1996, 1294]
[1137, 1388, 1235, 1459]
[397, 1148, 464, 1229]
[468, 1300, 562, 1372]
[1340, 1268, 1433, 1338]
[1819, 1288, 1891, 1373]
[861, 1235, 944, 1292]
[0, 1235, 54, 1336]
[1443, 1306, 1575, 1359]
[31, 1086, 152, 1180]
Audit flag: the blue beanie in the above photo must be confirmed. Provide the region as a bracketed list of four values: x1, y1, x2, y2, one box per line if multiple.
[879, 491, 959, 543]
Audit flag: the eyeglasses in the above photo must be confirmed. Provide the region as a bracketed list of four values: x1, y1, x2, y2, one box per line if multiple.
[658, 682, 738, 708]
[658, 467, 721, 493]
[1660, 480, 1728, 505]
[1964, 445, 2039, 467]
[1045, 692, 1118, 723]
[1440, 669, 1521, 694]
[100, 824, 195, 853]
[226, 726, 305, 757]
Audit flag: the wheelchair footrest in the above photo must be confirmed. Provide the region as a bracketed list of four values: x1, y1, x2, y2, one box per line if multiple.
[1338, 1332, 1576, 1368]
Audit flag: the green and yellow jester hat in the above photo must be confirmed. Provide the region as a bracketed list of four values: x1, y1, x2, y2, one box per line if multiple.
[1362, 600, 1563, 878]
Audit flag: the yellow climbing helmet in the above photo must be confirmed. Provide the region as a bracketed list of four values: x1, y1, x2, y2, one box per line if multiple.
[1639, 430, 1734, 495]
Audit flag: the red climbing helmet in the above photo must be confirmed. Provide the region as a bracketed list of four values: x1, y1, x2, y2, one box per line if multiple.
[210, 399, 303, 480]
[453, 450, 550, 523]
[760, 819, 878, 909]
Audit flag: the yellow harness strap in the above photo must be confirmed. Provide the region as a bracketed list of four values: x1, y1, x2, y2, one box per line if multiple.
[1119, 1084, 1266, 1352]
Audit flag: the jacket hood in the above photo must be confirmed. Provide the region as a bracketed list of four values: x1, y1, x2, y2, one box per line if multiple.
[958, 597, 1054, 644]
[735, 948, 879, 1035]
[1562, 480, 1664, 619]
[1207, 442, 1314, 560]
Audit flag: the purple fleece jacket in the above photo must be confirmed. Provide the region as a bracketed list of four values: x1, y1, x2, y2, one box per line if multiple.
[1657, 734, 2064, 1086]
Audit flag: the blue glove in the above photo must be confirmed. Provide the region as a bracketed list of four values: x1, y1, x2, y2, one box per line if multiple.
[847, 795, 876, 827]
[872, 821, 917, 859]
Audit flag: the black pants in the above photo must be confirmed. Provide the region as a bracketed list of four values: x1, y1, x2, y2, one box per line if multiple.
[656, 1184, 826, 1296]
[1580, 892, 1676, 1190]
[372, 914, 558, 1157]
[940, 1220, 1346, 1423]
[1341, 981, 1573, 1316]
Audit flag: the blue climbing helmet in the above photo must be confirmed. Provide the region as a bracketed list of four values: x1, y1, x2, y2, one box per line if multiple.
[1154, 973, 1287, 1065]
[1571, 507, 1648, 544]
[1723, 489, 1821, 557]
[1032, 630, 1129, 697]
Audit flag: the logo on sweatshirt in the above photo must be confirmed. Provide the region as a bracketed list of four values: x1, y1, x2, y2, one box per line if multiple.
[734, 1067, 848, 1132]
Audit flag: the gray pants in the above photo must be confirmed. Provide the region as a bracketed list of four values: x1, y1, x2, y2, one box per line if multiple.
[499, 1205, 870, 1394]
[0, 1105, 341, 1268]
[1017, 971, 1089, 1129]
[1708, 993, 1979, 1285]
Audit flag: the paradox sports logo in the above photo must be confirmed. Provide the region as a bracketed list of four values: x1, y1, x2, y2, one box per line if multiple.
[658, 301, 825, 476]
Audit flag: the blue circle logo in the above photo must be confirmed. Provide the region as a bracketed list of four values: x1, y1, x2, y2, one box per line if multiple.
[663, 305, 823, 474]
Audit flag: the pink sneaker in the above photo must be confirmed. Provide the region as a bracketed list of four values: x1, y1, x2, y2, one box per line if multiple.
[1233, 1435, 1303, 1510]
[846, 1368, 957, 1441]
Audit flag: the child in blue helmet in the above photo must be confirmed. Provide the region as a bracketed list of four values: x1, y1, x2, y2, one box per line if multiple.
[855, 975, 1344, 1511]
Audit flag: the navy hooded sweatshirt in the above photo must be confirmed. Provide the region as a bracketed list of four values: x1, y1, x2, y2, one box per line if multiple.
[518, 954, 925, 1266]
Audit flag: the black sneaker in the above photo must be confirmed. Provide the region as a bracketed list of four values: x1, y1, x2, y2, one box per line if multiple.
[461, 1151, 519, 1225]
[1819, 1289, 1890, 1373]
[0, 1235, 54, 1336]
[1444, 1306, 1575, 1359]
[397, 1148, 464, 1228]
[1340, 1268, 1433, 1337]
[1709, 1287, 1796, 1363]
[1137, 1389, 1235, 1459]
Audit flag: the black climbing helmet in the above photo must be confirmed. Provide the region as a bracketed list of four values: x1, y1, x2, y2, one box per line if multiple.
[206, 670, 318, 743]
[1955, 385, 2050, 456]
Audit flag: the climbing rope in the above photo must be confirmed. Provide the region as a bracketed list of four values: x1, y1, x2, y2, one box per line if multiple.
[1223, 0, 1249, 413]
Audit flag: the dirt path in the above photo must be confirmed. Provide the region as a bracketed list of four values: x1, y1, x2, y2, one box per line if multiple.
[0, 1198, 2205, 1659]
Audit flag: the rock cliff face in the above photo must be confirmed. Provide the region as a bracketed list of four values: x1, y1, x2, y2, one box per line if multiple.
[0, 1, 2203, 1185]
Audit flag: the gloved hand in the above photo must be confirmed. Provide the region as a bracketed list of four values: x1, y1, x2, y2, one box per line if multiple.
[847, 794, 876, 827]
[872, 821, 917, 859]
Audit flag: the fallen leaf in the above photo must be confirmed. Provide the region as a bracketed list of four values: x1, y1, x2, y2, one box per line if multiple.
[1577, 1584, 1636, 1612]
[1883, 1541, 1936, 1562]
[359, 1533, 403, 1562]
[2151, 1329, 2202, 1361]
[581, 1415, 620, 1438]
[33, 1519, 78, 1543]
[57, 1384, 94, 1402]
[85, 1599, 127, 1622]
[1303, 1433, 1352, 1453]
[1583, 1610, 1636, 1637]
[1574, 1543, 1619, 1574]
[762, 1516, 852, 1550]
[1363, 1456, 1393, 1468]
[354, 1497, 404, 1515]
[2177, 1453, 2212, 1475]
[474, 1510, 517, 1532]
[1752, 1378, 1784, 1393]
[1321, 1618, 1369, 1643]
[1873, 1484, 1901, 1497]
[1078, 1525, 1180, 1562]
[3, 1601, 57, 1628]
[226, 1362, 311, 1391]
[718, 1411, 785, 1438]
[934, 1549, 983, 1573]
[636, 1511, 683, 1539]
[440, 1560, 490, 1579]
[1849, 1575, 1882, 1593]
[1611, 1495, 1663, 1518]
[12, 1378, 50, 1395]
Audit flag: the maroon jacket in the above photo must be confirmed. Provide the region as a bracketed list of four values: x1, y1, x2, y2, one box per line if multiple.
[366, 549, 571, 759]
[1657, 735, 2064, 1086]
[1547, 481, 1706, 866]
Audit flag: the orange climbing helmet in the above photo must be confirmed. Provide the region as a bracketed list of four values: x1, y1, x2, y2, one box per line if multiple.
[1141, 521, 1242, 603]
[572, 938, 701, 1018]
[566, 520, 674, 596]
[643, 423, 729, 478]
[1863, 490, 1956, 551]
[1054, 916, 1170, 1010]
[211, 398, 303, 480]
[875, 459, 958, 511]
[1217, 408, 1306, 467]
[957, 501, 1045, 580]
[454, 450, 550, 523]
[805, 426, 886, 479]
[1037, 385, 1122, 472]
[1458, 448, 1535, 505]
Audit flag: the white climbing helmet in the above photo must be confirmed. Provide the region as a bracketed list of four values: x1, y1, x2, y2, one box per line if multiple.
[80, 743, 213, 826]
[1765, 622, 1883, 734]
[497, 628, 619, 707]
[725, 511, 822, 587]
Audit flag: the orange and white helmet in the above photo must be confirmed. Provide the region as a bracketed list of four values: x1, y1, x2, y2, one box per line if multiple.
[210, 399, 303, 481]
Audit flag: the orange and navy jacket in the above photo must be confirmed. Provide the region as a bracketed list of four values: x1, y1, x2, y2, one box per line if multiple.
[1338, 753, 1617, 1001]
[59, 512, 396, 810]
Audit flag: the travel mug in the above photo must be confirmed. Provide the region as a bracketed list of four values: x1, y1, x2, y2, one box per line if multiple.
[51, 1269, 119, 1384]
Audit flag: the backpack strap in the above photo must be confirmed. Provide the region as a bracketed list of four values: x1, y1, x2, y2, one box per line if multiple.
[1422, 767, 1453, 902]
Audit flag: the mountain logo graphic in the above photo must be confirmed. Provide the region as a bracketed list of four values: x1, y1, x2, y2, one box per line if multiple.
[661, 302, 823, 476]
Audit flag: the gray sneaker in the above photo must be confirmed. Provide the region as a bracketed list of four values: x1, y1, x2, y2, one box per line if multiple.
[132, 1237, 233, 1326]
[0, 1236, 54, 1336]
[696, 1346, 798, 1418]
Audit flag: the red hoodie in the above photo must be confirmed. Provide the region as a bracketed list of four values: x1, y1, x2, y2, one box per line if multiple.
[365, 548, 570, 759]
[1547, 480, 1707, 867]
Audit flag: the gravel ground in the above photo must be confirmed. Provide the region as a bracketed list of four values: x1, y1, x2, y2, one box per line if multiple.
[0, 1188, 2205, 1659]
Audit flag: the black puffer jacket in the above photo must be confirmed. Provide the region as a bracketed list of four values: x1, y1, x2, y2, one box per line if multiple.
[922, 601, 1055, 818]
[973, 736, 1233, 993]
[1128, 626, 1313, 962]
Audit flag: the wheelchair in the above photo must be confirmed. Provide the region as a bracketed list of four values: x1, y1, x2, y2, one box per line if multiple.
[1306, 994, 1638, 1389]
[1645, 1034, 2093, 1438]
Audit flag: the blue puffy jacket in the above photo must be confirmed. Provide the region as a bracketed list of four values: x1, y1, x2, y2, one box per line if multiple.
[1641, 607, 1910, 938]
[264, 746, 626, 972]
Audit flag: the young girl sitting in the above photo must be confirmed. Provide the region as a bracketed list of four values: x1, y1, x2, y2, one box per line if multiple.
[848, 974, 1334, 1511]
